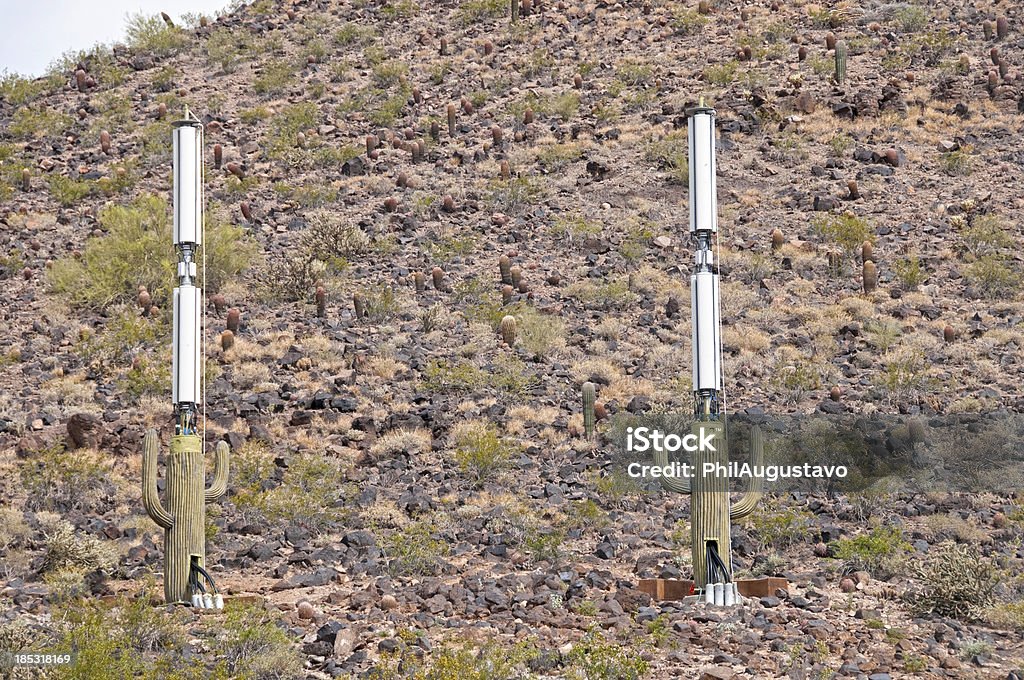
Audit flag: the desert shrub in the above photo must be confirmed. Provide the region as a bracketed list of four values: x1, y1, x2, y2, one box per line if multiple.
[205, 27, 251, 72]
[422, 356, 535, 396]
[524, 525, 565, 563]
[380, 518, 450, 577]
[218, 604, 303, 680]
[894, 255, 925, 289]
[703, 60, 739, 86]
[966, 255, 1020, 299]
[79, 304, 166, 365]
[368, 638, 539, 680]
[265, 102, 320, 161]
[813, 212, 874, 257]
[452, 421, 516, 484]
[456, 0, 504, 24]
[125, 12, 189, 57]
[743, 500, 814, 551]
[249, 452, 351, 533]
[565, 628, 649, 680]
[983, 601, 1024, 630]
[907, 542, 998, 619]
[8, 106, 73, 141]
[941, 147, 973, 176]
[0, 71, 62, 105]
[254, 58, 297, 95]
[497, 303, 565, 359]
[833, 525, 912, 579]
[487, 176, 544, 216]
[20, 445, 115, 514]
[565, 278, 636, 310]
[49, 196, 257, 310]
[302, 209, 368, 260]
[644, 130, 689, 183]
[41, 519, 117, 575]
[889, 4, 929, 32]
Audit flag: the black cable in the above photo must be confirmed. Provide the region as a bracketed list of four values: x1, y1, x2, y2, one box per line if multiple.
[193, 563, 219, 595]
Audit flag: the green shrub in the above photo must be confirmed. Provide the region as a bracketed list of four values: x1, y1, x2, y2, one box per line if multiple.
[78, 304, 166, 365]
[218, 605, 303, 680]
[49, 195, 258, 310]
[265, 102, 320, 161]
[889, 5, 929, 32]
[368, 638, 539, 680]
[966, 255, 1020, 299]
[125, 12, 189, 57]
[743, 500, 814, 551]
[703, 60, 739, 86]
[452, 421, 516, 483]
[813, 212, 874, 257]
[833, 525, 912, 579]
[48, 174, 95, 206]
[941, 147, 972, 176]
[8, 106, 73, 141]
[0, 71, 62, 105]
[644, 130, 688, 183]
[422, 356, 535, 396]
[671, 8, 709, 34]
[380, 519, 450, 577]
[894, 256, 925, 289]
[524, 526, 565, 563]
[20, 445, 114, 514]
[206, 27, 252, 72]
[565, 628, 649, 680]
[456, 0, 505, 24]
[239, 451, 352, 533]
[254, 59, 297, 95]
[907, 542, 998, 619]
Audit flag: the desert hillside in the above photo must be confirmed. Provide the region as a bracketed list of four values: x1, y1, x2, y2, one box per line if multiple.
[1, 0, 1024, 678]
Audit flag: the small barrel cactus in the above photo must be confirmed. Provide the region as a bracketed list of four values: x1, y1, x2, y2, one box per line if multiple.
[582, 382, 596, 440]
[447, 103, 457, 137]
[220, 329, 235, 351]
[500, 315, 517, 346]
[21, 168, 30, 191]
[501, 284, 514, 304]
[413, 271, 426, 292]
[499, 255, 513, 285]
[511, 0, 519, 23]
[315, 286, 326, 318]
[996, 16, 1009, 40]
[431, 266, 445, 290]
[226, 308, 241, 333]
[353, 292, 366, 319]
[862, 261, 878, 293]
[213, 144, 223, 169]
[771, 228, 784, 251]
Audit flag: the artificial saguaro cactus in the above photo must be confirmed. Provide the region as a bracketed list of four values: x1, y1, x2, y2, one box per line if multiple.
[142, 429, 230, 604]
[834, 40, 848, 85]
[654, 424, 764, 587]
[582, 382, 596, 441]
[649, 101, 764, 596]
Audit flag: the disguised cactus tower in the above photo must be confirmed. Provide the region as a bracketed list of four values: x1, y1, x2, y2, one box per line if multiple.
[142, 113, 230, 607]
[834, 40, 848, 85]
[582, 382, 596, 440]
[654, 102, 763, 599]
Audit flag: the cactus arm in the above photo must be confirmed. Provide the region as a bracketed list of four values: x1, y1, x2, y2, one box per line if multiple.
[731, 424, 764, 521]
[653, 446, 691, 494]
[204, 441, 230, 504]
[142, 429, 174, 529]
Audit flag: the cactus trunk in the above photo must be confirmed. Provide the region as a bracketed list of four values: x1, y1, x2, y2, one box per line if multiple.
[164, 435, 208, 604]
[690, 422, 730, 587]
[835, 41, 847, 85]
[582, 382, 596, 440]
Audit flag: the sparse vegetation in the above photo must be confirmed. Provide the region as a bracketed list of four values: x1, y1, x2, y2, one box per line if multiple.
[49, 195, 258, 310]
[452, 420, 516, 483]
[833, 525, 913, 579]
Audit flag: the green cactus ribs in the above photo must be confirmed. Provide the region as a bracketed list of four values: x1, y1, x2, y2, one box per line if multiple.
[142, 429, 230, 606]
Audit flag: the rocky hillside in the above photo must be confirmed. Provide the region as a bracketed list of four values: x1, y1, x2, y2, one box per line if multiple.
[1, 0, 1024, 678]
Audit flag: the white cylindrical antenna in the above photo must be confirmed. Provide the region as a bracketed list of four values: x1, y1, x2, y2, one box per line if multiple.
[173, 286, 202, 406]
[687, 106, 717, 235]
[691, 271, 722, 392]
[172, 122, 203, 247]
[171, 116, 204, 430]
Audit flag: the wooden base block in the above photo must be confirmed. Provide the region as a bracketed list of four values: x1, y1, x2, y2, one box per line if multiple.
[735, 577, 788, 598]
[638, 578, 695, 601]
